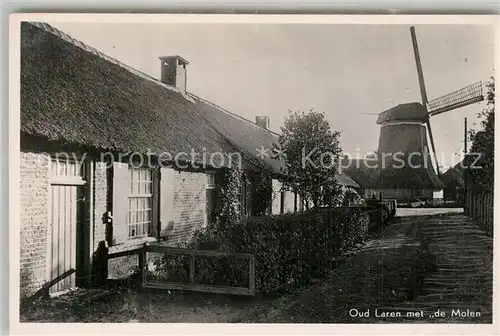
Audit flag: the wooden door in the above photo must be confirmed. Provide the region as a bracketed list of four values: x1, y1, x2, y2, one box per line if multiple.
[48, 157, 86, 294]
[49, 184, 80, 293]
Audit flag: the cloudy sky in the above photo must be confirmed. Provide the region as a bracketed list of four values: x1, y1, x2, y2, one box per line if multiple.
[48, 22, 494, 169]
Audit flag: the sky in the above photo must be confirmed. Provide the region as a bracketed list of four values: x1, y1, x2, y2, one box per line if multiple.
[48, 22, 495, 169]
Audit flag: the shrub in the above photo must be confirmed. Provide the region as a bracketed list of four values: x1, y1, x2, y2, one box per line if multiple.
[152, 207, 370, 295]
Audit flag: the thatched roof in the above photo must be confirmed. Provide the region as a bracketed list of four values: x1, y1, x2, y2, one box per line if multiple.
[187, 93, 283, 174]
[341, 158, 380, 188]
[377, 102, 429, 125]
[20, 22, 358, 187]
[21, 21, 277, 172]
[335, 173, 359, 188]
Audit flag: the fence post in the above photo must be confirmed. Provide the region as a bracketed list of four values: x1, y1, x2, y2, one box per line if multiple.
[190, 254, 196, 283]
[249, 255, 255, 295]
[490, 193, 494, 235]
[469, 191, 472, 215]
[469, 191, 472, 218]
[474, 192, 478, 221]
[487, 193, 492, 234]
[481, 192, 485, 229]
[138, 243, 147, 288]
[480, 193, 483, 225]
[464, 190, 468, 215]
[490, 193, 493, 234]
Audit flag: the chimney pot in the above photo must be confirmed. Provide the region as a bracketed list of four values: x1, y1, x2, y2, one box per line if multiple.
[255, 116, 270, 129]
[159, 55, 189, 92]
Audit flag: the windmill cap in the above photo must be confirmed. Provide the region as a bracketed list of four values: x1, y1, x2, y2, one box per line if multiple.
[376, 102, 429, 125]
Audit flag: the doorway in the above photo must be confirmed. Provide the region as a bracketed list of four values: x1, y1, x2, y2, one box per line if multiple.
[47, 156, 88, 294]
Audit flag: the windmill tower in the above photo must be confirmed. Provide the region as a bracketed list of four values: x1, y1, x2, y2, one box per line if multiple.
[373, 26, 485, 201]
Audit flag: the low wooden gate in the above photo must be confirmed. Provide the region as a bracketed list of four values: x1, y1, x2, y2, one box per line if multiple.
[139, 245, 256, 296]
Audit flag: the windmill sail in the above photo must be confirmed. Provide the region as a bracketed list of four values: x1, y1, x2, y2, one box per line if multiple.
[427, 81, 484, 116]
[410, 26, 441, 176]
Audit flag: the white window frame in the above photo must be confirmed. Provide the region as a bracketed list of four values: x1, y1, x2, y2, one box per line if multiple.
[127, 166, 154, 240]
[50, 155, 86, 186]
[205, 172, 218, 227]
[206, 172, 216, 190]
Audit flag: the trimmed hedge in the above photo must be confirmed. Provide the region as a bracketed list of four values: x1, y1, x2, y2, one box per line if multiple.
[152, 207, 370, 295]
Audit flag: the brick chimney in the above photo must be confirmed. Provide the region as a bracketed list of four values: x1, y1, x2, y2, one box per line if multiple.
[159, 55, 189, 92]
[255, 116, 270, 129]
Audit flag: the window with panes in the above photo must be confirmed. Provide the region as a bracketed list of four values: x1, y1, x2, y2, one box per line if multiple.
[236, 177, 246, 215]
[127, 167, 153, 239]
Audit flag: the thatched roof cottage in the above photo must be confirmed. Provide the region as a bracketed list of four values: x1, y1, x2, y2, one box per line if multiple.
[20, 21, 358, 298]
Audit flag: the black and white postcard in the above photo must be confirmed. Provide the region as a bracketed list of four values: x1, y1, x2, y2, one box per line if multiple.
[9, 13, 499, 335]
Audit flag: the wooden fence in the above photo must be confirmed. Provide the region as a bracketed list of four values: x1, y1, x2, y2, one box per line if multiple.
[364, 199, 397, 226]
[109, 244, 256, 296]
[464, 190, 494, 236]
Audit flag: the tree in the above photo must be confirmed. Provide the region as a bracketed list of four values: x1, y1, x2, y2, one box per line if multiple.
[276, 109, 343, 208]
[465, 77, 494, 191]
[365, 150, 380, 160]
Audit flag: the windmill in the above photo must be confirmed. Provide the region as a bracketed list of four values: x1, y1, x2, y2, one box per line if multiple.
[370, 26, 485, 200]
[407, 26, 485, 176]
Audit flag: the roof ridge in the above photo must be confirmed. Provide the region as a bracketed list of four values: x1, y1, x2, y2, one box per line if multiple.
[27, 21, 195, 103]
[187, 92, 281, 137]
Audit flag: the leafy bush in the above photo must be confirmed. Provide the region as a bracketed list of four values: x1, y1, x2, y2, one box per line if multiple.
[342, 187, 365, 206]
[465, 77, 494, 191]
[152, 207, 370, 295]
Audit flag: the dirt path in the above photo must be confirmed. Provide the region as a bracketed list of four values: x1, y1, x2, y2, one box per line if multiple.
[238, 212, 493, 323]
[21, 211, 492, 323]
[387, 213, 493, 323]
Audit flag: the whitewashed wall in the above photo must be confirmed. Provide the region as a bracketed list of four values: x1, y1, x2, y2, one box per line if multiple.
[272, 179, 299, 214]
[271, 179, 282, 215]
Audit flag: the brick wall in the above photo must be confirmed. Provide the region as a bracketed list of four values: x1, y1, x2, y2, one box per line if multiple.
[93, 161, 108, 250]
[166, 170, 207, 246]
[20, 151, 50, 298]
